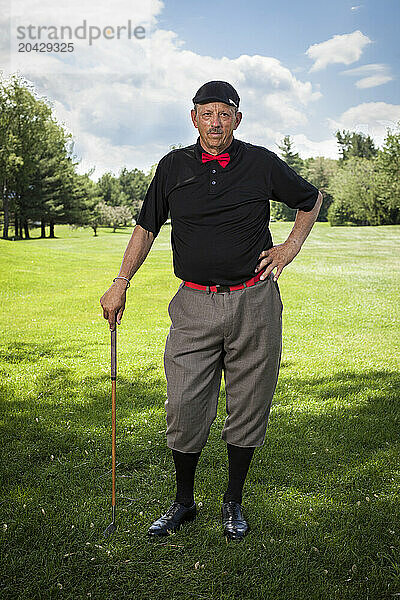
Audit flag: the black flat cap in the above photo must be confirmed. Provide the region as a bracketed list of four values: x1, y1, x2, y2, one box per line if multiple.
[192, 80, 240, 109]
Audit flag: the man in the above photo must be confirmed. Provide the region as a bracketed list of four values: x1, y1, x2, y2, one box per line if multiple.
[100, 80, 322, 542]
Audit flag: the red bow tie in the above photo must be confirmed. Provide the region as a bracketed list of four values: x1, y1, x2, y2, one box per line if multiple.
[201, 152, 230, 168]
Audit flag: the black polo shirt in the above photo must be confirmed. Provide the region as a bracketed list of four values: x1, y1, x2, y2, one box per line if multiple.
[136, 135, 319, 286]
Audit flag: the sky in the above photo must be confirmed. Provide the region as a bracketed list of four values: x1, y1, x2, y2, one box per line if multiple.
[0, 0, 399, 179]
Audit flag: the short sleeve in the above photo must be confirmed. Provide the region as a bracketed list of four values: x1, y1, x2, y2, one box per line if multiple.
[136, 156, 170, 237]
[269, 152, 319, 211]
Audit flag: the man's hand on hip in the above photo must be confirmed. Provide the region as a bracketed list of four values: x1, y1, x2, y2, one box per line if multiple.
[100, 279, 128, 331]
[254, 240, 301, 281]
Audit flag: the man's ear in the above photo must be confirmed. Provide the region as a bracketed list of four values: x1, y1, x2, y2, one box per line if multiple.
[190, 109, 198, 129]
[234, 111, 242, 130]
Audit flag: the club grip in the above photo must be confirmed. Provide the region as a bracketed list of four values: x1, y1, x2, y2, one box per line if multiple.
[111, 325, 116, 380]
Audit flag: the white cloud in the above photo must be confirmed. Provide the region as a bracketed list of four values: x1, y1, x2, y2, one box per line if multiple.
[1, 16, 324, 176]
[354, 75, 393, 89]
[0, 0, 340, 177]
[289, 134, 339, 160]
[327, 102, 400, 146]
[238, 123, 339, 160]
[6, 0, 163, 26]
[340, 63, 393, 88]
[306, 30, 372, 72]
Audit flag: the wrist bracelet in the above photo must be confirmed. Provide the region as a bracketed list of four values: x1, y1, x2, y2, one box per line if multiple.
[113, 276, 130, 289]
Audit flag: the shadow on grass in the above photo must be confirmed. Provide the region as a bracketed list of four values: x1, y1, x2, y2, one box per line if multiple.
[0, 344, 399, 600]
[0, 342, 61, 363]
[1, 235, 60, 242]
[1, 350, 398, 492]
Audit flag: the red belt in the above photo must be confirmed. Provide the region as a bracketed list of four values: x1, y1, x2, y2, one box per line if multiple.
[183, 268, 268, 293]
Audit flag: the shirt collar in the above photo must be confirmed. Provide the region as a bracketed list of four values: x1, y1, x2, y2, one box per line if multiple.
[195, 135, 240, 162]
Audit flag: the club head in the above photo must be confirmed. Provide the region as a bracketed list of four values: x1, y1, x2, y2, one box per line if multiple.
[103, 521, 117, 537]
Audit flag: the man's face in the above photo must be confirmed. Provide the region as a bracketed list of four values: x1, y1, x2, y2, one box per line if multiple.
[190, 102, 242, 154]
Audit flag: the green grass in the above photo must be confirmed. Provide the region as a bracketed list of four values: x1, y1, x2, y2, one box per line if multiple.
[0, 222, 399, 600]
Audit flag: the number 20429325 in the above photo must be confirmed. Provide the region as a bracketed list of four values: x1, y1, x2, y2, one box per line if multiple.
[18, 42, 74, 52]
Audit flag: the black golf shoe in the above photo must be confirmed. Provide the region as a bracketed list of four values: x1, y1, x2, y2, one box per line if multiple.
[221, 501, 249, 541]
[147, 501, 196, 537]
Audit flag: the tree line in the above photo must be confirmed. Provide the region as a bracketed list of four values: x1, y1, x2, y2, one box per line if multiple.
[0, 74, 154, 239]
[271, 127, 400, 226]
[1, 73, 399, 240]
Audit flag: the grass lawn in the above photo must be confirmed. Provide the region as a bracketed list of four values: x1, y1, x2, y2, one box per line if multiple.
[0, 222, 399, 600]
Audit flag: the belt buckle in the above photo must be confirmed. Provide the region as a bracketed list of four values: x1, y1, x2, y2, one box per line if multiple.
[215, 284, 230, 293]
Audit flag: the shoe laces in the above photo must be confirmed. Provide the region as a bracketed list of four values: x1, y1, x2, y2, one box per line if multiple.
[224, 502, 242, 520]
[164, 502, 182, 518]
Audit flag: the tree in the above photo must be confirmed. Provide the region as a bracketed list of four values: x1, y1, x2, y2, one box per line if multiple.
[148, 162, 158, 180]
[0, 73, 78, 238]
[270, 135, 304, 222]
[374, 120, 400, 224]
[327, 156, 387, 226]
[0, 75, 24, 238]
[276, 135, 303, 172]
[302, 156, 339, 221]
[97, 172, 122, 206]
[26, 117, 77, 237]
[335, 130, 378, 162]
[328, 123, 400, 226]
[119, 167, 150, 219]
[0, 74, 53, 238]
[17, 91, 56, 238]
[98, 203, 134, 232]
[71, 172, 103, 235]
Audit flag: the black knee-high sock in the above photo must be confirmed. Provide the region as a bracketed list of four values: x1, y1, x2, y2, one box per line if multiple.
[172, 448, 201, 508]
[223, 443, 256, 505]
